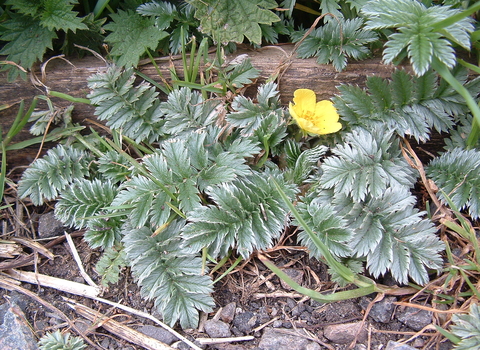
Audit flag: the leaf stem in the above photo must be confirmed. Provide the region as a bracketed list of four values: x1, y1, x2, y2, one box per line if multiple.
[431, 58, 480, 148]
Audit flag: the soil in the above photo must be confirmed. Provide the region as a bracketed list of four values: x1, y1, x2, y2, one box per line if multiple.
[0, 203, 457, 350]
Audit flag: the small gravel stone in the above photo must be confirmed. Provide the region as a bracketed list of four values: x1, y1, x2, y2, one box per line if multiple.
[0, 303, 38, 350]
[280, 269, 304, 290]
[385, 340, 418, 350]
[286, 298, 296, 310]
[136, 325, 178, 345]
[272, 320, 283, 328]
[204, 319, 232, 338]
[323, 322, 367, 344]
[258, 327, 320, 350]
[38, 212, 64, 238]
[233, 311, 257, 334]
[360, 296, 397, 323]
[100, 337, 111, 349]
[396, 307, 432, 331]
[291, 302, 305, 317]
[220, 302, 236, 323]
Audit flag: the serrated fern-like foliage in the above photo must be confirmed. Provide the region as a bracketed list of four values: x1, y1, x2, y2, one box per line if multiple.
[122, 220, 214, 329]
[54, 179, 119, 229]
[450, 303, 480, 350]
[294, 18, 378, 72]
[112, 130, 258, 228]
[426, 148, 480, 219]
[84, 216, 124, 249]
[333, 69, 480, 141]
[320, 127, 416, 202]
[38, 330, 86, 350]
[362, 0, 474, 76]
[310, 187, 444, 285]
[18, 145, 93, 205]
[97, 150, 133, 183]
[159, 87, 220, 136]
[284, 144, 328, 185]
[182, 171, 297, 259]
[228, 82, 285, 136]
[295, 202, 353, 259]
[87, 65, 164, 143]
[95, 245, 127, 287]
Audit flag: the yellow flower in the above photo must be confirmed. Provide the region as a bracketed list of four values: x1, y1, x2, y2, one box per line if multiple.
[289, 89, 342, 136]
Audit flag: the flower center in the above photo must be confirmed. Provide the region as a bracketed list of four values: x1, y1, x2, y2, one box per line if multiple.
[303, 110, 315, 121]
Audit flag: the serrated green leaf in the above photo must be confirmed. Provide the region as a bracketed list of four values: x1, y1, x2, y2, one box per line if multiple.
[55, 179, 118, 229]
[408, 31, 434, 77]
[122, 221, 214, 329]
[104, 9, 169, 67]
[226, 59, 260, 88]
[295, 17, 377, 72]
[95, 246, 127, 286]
[296, 202, 353, 259]
[362, 0, 474, 76]
[0, 15, 57, 80]
[18, 145, 92, 205]
[426, 148, 480, 220]
[137, 1, 176, 30]
[187, 0, 280, 44]
[39, 0, 88, 32]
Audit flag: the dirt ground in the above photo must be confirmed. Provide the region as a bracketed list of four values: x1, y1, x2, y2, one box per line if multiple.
[0, 204, 458, 350]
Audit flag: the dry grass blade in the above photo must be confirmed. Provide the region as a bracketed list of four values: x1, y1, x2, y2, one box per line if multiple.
[66, 300, 175, 350]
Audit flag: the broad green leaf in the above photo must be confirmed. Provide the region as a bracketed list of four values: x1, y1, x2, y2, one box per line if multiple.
[187, 0, 280, 44]
[104, 9, 169, 67]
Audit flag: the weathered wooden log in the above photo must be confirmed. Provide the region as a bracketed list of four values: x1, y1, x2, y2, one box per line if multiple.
[0, 44, 410, 169]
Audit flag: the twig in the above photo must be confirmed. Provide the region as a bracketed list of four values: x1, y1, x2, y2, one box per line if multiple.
[88, 296, 203, 350]
[394, 301, 468, 314]
[196, 335, 254, 345]
[0, 275, 102, 350]
[4, 269, 100, 298]
[64, 232, 99, 288]
[5, 266, 201, 350]
[66, 300, 174, 350]
[253, 291, 304, 299]
[252, 316, 280, 333]
[0, 230, 85, 271]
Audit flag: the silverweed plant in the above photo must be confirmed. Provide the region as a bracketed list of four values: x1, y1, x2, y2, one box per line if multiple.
[14, 0, 480, 338]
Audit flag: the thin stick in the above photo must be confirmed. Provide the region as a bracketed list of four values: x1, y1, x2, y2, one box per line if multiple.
[66, 300, 174, 350]
[88, 296, 203, 350]
[64, 232, 99, 288]
[196, 335, 254, 345]
[0, 276, 102, 350]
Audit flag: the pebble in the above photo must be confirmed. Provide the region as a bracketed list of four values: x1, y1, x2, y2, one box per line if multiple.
[323, 321, 367, 345]
[232, 311, 258, 334]
[396, 306, 432, 331]
[385, 340, 418, 349]
[204, 319, 232, 338]
[258, 327, 321, 350]
[279, 269, 304, 290]
[136, 325, 178, 345]
[0, 302, 38, 350]
[360, 296, 397, 323]
[38, 212, 65, 238]
[220, 302, 236, 323]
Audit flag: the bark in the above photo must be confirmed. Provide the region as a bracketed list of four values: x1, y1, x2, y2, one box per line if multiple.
[0, 44, 429, 169]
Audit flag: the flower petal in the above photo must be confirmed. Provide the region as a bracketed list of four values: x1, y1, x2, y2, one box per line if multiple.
[314, 100, 342, 134]
[293, 89, 316, 114]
